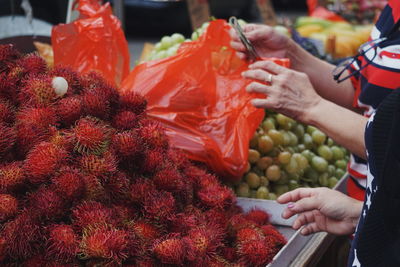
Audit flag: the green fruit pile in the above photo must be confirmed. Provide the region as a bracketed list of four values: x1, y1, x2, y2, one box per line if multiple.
[235, 113, 349, 200]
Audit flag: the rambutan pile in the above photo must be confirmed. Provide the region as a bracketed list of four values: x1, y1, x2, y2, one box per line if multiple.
[0, 44, 286, 266]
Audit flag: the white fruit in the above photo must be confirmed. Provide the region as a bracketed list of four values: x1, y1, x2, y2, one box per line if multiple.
[52, 77, 68, 97]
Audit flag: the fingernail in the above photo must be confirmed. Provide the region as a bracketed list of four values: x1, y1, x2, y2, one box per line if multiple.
[249, 64, 254, 68]
[288, 203, 295, 209]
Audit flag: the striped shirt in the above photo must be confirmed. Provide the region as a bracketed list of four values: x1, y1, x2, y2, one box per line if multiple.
[348, 0, 400, 198]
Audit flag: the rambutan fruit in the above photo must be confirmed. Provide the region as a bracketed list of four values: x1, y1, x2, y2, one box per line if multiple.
[245, 209, 270, 226]
[112, 205, 136, 226]
[203, 208, 229, 229]
[24, 142, 69, 184]
[197, 185, 235, 208]
[0, 98, 15, 124]
[138, 119, 169, 150]
[261, 225, 287, 250]
[141, 149, 166, 173]
[226, 214, 257, 237]
[112, 110, 139, 130]
[152, 234, 186, 265]
[236, 228, 264, 244]
[167, 148, 190, 170]
[81, 174, 106, 201]
[111, 130, 142, 159]
[104, 171, 130, 204]
[80, 71, 119, 106]
[2, 212, 41, 259]
[72, 201, 116, 229]
[52, 168, 85, 200]
[134, 258, 158, 267]
[79, 151, 117, 177]
[27, 187, 65, 220]
[0, 44, 21, 67]
[0, 236, 6, 262]
[220, 247, 237, 263]
[81, 90, 111, 120]
[19, 74, 58, 107]
[130, 220, 161, 243]
[0, 162, 25, 193]
[0, 123, 16, 159]
[130, 178, 156, 204]
[46, 224, 79, 262]
[16, 53, 47, 75]
[72, 117, 111, 155]
[153, 167, 185, 192]
[185, 226, 224, 261]
[168, 212, 200, 234]
[119, 91, 147, 115]
[56, 96, 83, 126]
[237, 239, 273, 267]
[143, 190, 176, 221]
[80, 225, 129, 262]
[0, 194, 18, 222]
[15, 107, 58, 156]
[50, 66, 82, 94]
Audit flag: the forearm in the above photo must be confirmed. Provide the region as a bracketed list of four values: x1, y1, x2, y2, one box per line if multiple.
[287, 41, 356, 110]
[303, 98, 368, 159]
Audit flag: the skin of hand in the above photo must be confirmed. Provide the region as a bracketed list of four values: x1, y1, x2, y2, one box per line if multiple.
[241, 60, 322, 123]
[230, 23, 290, 60]
[277, 188, 363, 236]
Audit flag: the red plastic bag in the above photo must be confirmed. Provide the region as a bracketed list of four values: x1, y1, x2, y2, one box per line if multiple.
[307, 0, 346, 21]
[121, 19, 288, 182]
[51, 0, 130, 86]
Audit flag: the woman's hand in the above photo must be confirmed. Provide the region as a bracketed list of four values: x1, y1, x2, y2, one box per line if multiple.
[277, 188, 363, 236]
[242, 60, 322, 123]
[230, 24, 292, 60]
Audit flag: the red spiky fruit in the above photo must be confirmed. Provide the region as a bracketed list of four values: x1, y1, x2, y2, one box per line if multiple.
[113, 110, 139, 130]
[0, 194, 18, 222]
[135, 258, 158, 267]
[119, 91, 147, 115]
[24, 142, 69, 184]
[139, 120, 169, 150]
[112, 130, 142, 159]
[185, 227, 224, 261]
[73, 117, 111, 155]
[220, 247, 237, 263]
[167, 148, 190, 170]
[169, 212, 200, 234]
[46, 224, 79, 262]
[153, 167, 184, 192]
[131, 220, 161, 243]
[236, 228, 264, 244]
[80, 225, 129, 262]
[261, 224, 287, 249]
[56, 96, 83, 126]
[2, 212, 41, 259]
[0, 162, 25, 193]
[81, 174, 105, 200]
[144, 191, 176, 221]
[28, 187, 65, 220]
[80, 71, 119, 106]
[142, 149, 166, 173]
[81, 90, 110, 120]
[237, 239, 273, 267]
[19, 74, 58, 107]
[79, 151, 117, 177]
[72, 201, 116, 229]
[50, 66, 81, 94]
[15, 107, 57, 156]
[203, 208, 229, 229]
[227, 214, 257, 237]
[0, 44, 21, 70]
[152, 235, 186, 265]
[0, 123, 16, 158]
[0, 99, 15, 124]
[0, 236, 6, 261]
[245, 209, 270, 226]
[16, 53, 47, 75]
[52, 168, 84, 200]
[130, 178, 156, 204]
[197, 185, 235, 208]
[104, 171, 130, 204]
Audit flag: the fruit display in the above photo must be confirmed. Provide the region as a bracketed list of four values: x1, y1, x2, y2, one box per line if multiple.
[235, 112, 349, 200]
[295, 16, 373, 58]
[0, 44, 286, 266]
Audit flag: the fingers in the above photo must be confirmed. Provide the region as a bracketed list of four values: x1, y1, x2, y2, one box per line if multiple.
[242, 69, 273, 84]
[300, 222, 320, 236]
[246, 82, 269, 94]
[292, 210, 317, 230]
[277, 188, 315, 204]
[249, 60, 287, 75]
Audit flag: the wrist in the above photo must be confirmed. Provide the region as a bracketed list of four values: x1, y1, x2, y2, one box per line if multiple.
[349, 200, 363, 231]
[298, 95, 326, 125]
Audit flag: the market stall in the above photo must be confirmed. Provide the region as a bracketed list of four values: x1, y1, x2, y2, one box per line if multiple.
[0, 0, 385, 266]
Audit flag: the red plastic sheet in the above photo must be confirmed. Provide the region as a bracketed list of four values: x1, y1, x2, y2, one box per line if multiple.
[121, 19, 289, 182]
[51, 0, 130, 86]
